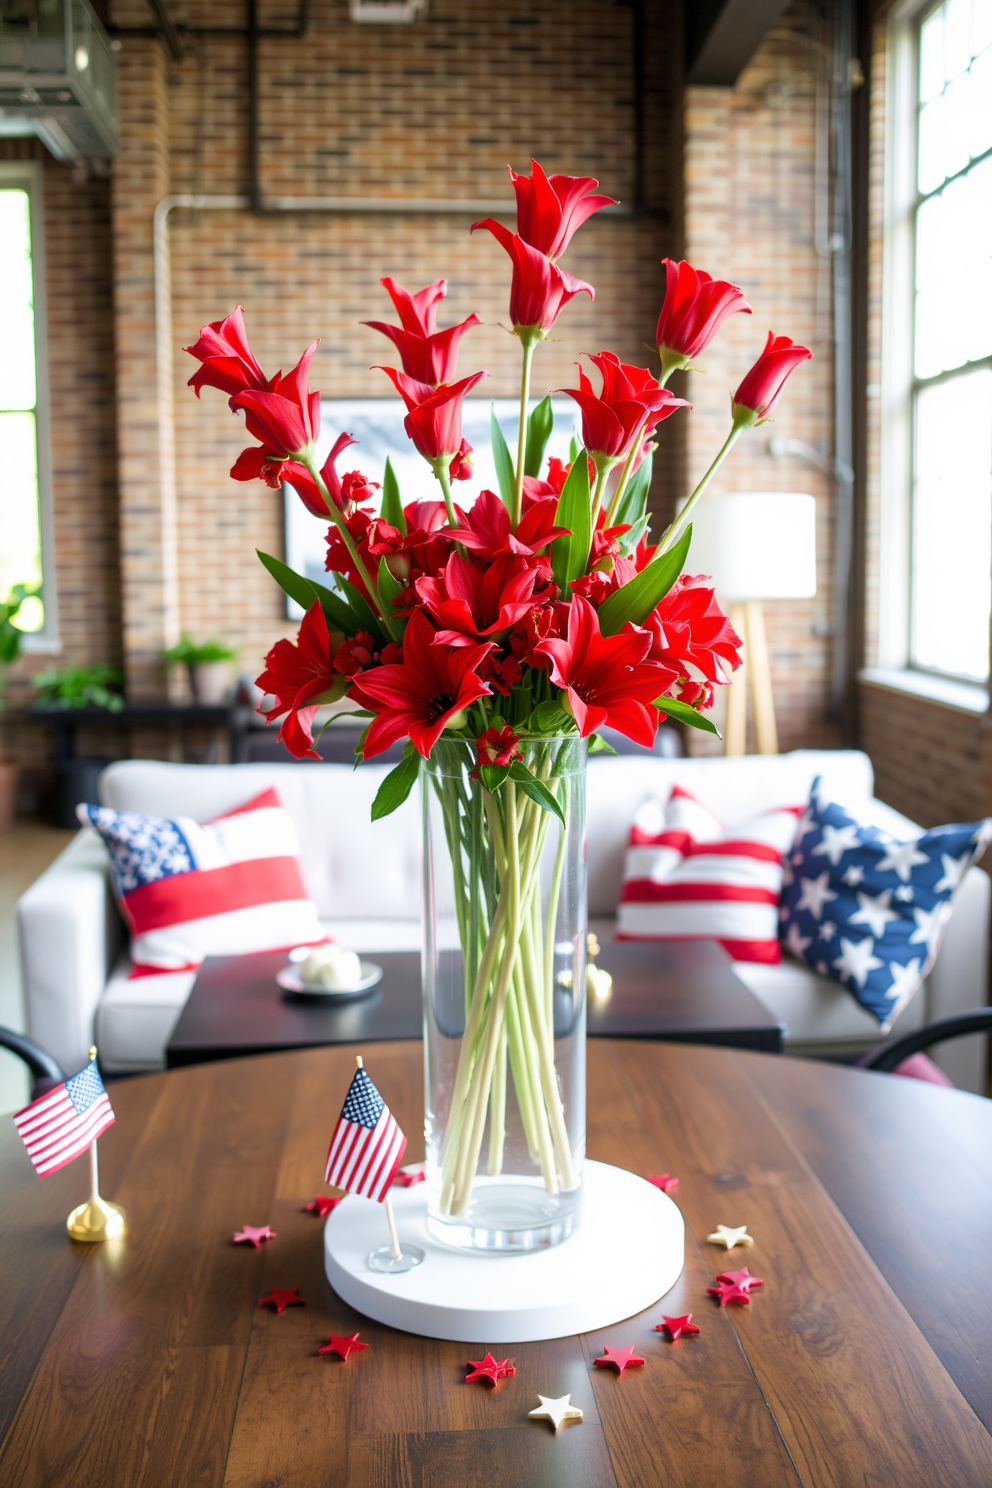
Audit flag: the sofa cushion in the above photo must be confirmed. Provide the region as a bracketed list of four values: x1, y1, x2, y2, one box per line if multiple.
[96, 956, 196, 1072]
[732, 955, 925, 1046]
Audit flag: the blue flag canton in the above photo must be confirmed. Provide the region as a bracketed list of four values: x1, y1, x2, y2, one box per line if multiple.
[80, 806, 195, 895]
[341, 1069, 384, 1130]
[66, 1061, 107, 1115]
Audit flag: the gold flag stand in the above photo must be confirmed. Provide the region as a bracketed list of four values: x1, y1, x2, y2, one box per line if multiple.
[66, 1047, 125, 1243]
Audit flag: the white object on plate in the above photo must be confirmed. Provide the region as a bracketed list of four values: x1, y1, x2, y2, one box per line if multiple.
[277, 960, 382, 997]
[290, 943, 363, 990]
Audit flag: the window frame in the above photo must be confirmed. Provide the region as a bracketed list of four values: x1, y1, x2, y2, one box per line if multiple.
[0, 160, 59, 652]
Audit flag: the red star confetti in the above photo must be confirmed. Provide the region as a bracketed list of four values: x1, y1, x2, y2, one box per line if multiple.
[232, 1224, 276, 1247]
[465, 1353, 516, 1386]
[258, 1287, 304, 1313]
[707, 1281, 752, 1307]
[594, 1345, 645, 1375]
[394, 1164, 426, 1187]
[318, 1332, 369, 1361]
[645, 1174, 679, 1194]
[655, 1314, 700, 1340]
[303, 1196, 341, 1217]
[717, 1267, 763, 1294]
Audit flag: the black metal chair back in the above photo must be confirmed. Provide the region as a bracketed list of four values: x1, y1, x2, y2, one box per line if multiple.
[0, 1028, 67, 1100]
[857, 1009, 992, 1076]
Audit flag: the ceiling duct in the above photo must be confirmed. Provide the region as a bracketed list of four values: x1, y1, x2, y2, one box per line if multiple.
[0, 0, 119, 160]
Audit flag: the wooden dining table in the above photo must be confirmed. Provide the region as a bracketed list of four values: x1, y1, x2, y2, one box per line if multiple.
[1, 1039, 991, 1486]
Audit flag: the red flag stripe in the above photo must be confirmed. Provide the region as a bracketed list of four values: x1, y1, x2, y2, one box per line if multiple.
[620, 881, 780, 905]
[25, 1095, 114, 1161]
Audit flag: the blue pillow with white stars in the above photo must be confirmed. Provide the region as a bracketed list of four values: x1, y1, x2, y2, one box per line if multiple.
[779, 778, 992, 1028]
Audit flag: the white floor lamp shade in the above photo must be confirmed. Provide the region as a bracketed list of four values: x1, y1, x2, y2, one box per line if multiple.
[686, 493, 817, 756]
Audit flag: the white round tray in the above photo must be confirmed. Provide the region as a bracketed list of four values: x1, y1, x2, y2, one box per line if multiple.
[324, 1159, 684, 1343]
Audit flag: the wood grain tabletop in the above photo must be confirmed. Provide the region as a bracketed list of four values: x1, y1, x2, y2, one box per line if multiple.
[1, 1040, 991, 1487]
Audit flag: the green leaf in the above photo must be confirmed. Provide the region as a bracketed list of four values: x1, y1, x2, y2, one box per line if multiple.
[257, 549, 359, 634]
[331, 573, 384, 642]
[524, 395, 554, 478]
[491, 407, 515, 508]
[569, 431, 581, 463]
[371, 750, 421, 819]
[655, 696, 721, 736]
[381, 458, 406, 534]
[479, 763, 512, 794]
[587, 732, 618, 755]
[615, 514, 651, 557]
[614, 449, 654, 528]
[528, 699, 571, 734]
[377, 557, 404, 618]
[508, 760, 566, 826]
[551, 453, 592, 597]
[597, 527, 692, 636]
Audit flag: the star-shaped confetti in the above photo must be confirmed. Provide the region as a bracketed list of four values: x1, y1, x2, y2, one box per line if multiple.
[708, 1281, 752, 1306]
[303, 1195, 341, 1216]
[232, 1224, 276, 1247]
[593, 1345, 645, 1375]
[318, 1332, 369, 1361]
[655, 1314, 699, 1340]
[258, 1287, 304, 1313]
[465, 1353, 516, 1386]
[716, 1267, 763, 1293]
[706, 1224, 754, 1250]
[644, 1173, 679, 1194]
[528, 1394, 583, 1432]
[394, 1164, 426, 1187]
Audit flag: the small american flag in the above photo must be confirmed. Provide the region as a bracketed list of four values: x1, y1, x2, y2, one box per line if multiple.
[325, 1067, 406, 1202]
[13, 1060, 115, 1178]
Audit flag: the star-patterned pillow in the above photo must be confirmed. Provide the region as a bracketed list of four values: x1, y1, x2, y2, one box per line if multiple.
[779, 780, 992, 1028]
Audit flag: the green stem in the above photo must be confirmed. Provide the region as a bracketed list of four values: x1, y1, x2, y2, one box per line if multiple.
[433, 459, 459, 529]
[605, 426, 647, 528]
[303, 457, 399, 642]
[654, 423, 742, 558]
[590, 461, 610, 526]
[512, 334, 537, 531]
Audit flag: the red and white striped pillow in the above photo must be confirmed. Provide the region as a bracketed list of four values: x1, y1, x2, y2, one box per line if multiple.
[79, 787, 327, 977]
[616, 785, 801, 963]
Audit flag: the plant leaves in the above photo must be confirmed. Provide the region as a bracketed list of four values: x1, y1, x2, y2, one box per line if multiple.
[528, 699, 572, 734]
[491, 407, 515, 508]
[256, 549, 360, 634]
[381, 458, 406, 534]
[524, 395, 554, 477]
[479, 763, 512, 794]
[377, 557, 404, 620]
[587, 732, 618, 755]
[508, 760, 566, 826]
[614, 448, 654, 528]
[551, 453, 592, 597]
[331, 572, 384, 642]
[615, 514, 651, 557]
[597, 526, 692, 636]
[371, 749, 421, 819]
[655, 696, 722, 736]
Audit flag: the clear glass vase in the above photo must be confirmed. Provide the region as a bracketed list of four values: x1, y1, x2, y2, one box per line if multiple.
[422, 736, 586, 1253]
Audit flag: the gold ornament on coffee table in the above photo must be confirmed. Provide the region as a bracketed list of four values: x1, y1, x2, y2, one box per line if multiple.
[66, 1048, 125, 1243]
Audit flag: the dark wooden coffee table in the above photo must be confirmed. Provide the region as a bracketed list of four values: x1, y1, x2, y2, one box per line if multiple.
[2, 1040, 991, 1485]
[166, 939, 782, 1068]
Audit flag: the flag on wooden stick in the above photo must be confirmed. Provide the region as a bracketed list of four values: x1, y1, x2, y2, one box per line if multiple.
[13, 1059, 115, 1178]
[325, 1065, 406, 1202]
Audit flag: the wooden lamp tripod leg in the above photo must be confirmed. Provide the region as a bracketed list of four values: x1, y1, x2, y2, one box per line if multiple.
[725, 601, 748, 756]
[745, 601, 778, 755]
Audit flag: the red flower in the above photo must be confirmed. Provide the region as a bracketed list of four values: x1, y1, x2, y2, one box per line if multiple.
[509, 159, 616, 259]
[479, 650, 524, 696]
[448, 439, 474, 482]
[334, 631, 380, 676]
[416, 552, 546, 646]
[733, 332, 812, 420]
[232, 342, 321, 458]
[570, 555, 637, 607]
[644, 575, 743, 684]
[364, 276, 480, 386]
[471, 219, 594, 334]
[447, 488, 569, 561]
[377, 367, 486, 463]
[255, 601, 344, 760]
[232, 430, 360, 520]
[508, 603, 562, 668]
[533, 595, 676, 747]
[185, 306, 269, 403]
[326, 500, 451, 602]
[476, 724, 523, 768]
[677, 677, 715, 710]
[655, 260, 751, 366]
[349, 609, 492, 759]
[561, 352, 687, 462]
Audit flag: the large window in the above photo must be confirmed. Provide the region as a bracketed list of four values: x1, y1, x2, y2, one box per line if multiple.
[0, 165, 53, 641]
[909, 0, 992, 682]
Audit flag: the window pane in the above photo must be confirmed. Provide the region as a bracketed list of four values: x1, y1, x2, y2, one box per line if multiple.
[921, 6, 945, 101]
[911, 369, 992, 680]
[971, 44, 992, 155]
[975, 0, 992, 55]
[0, 411, 42, 606]
[918, 94, 946, 193]
[944, 0, 972, 78]
[0, 191, 36, 412]
[915, 158, 992, 375]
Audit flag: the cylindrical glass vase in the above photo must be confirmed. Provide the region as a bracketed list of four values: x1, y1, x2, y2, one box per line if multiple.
[422, 736, 586, 1253]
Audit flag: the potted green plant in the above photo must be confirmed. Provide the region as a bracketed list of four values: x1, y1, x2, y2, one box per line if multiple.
[163, 636, 237, 705]
[34, 665, 125, 711]
[0, 585, 40, 833]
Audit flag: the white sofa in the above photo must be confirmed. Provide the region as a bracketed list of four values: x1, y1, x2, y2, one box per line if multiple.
[17, 750, 990, 1092]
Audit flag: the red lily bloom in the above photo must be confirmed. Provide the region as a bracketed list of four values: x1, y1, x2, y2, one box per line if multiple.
[476, 724, 523, 768]
[349, 609, 492, 759]
[449, 439, 474, 482]
[333, 631, 398, 677]
[365, 277, 481, 386]
[644, 575, 743, 684]
[655, 260, 751, 369]
[186, 306, 270, 403]
[509, 159, 616, 259]
[733, 332, 812, 420]
[533, 595, 677, 747]
[447, 488, 569, 561]
[232, 431, 359, 519]
[471, 219, 594, 334]
[325, 500, 451, 602]
[416, 552, 546, 646]
[479, 650, 524, 696]
[255, 601, 344, 760]
[570, 554, 637, 606]
[508, 603, 562, 669]
[377, 367, 486, 463]
[561, 352, 688, 462]
[232, 342, 321, 458]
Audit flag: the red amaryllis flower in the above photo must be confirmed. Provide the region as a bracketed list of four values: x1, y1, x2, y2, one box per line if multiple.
[644, 575, 743, 684]
[449, 439, 474, 482]
[232, 342, 321, 458]
[377, 367, 486, 463]
[232, 430, 359, 520]
[479, 650, 524, 697]
[333, 631, 397, 677]
[533, 595, 677, 747]
[364, 277, 481, 386]
[561, 352, 688, 463]
[508, 603, 562, 668]
[733, 332, 812, 420]
[349, 609, 492, 759]
[255, 601, 344, 760]
[447, 487, 569, 561]
[655, 260, 751, 368]
[476, 724, 523, 768]
[185, 306, 270, 403]
[325, 500, 451, 601]
[416, 552, 546, 646]
[471, 219, 594, 334]
[510, 159, 616, 259]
